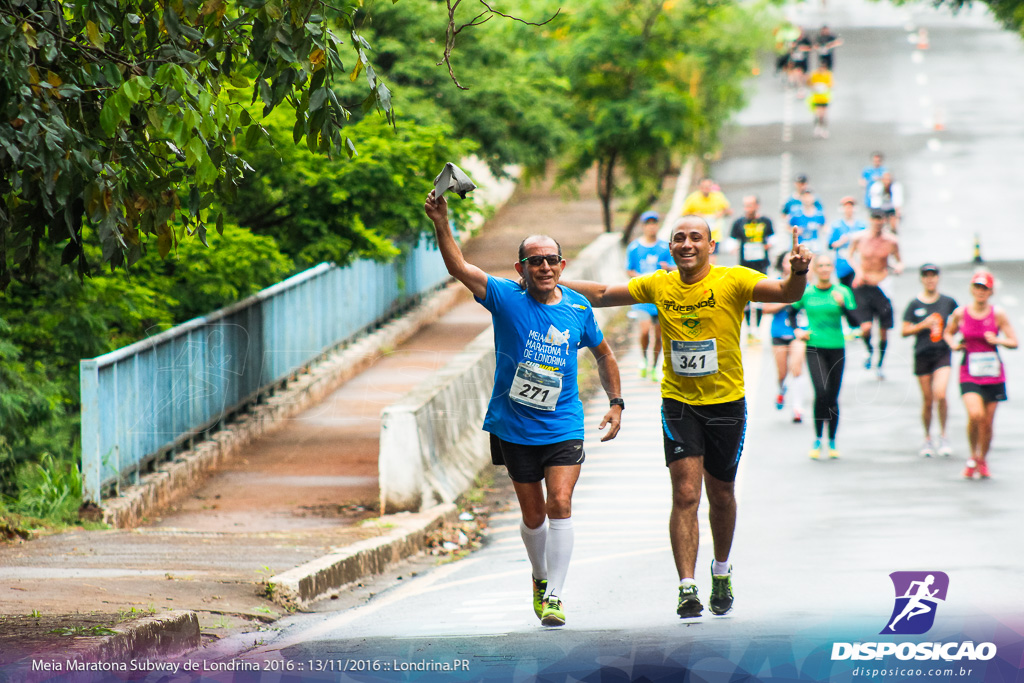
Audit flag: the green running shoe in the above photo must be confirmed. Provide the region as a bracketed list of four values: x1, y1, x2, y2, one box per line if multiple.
[541, 596, 565, 627]
[532, 577, 548, 620]
[709, 563, 734, 615]
[676, 584, 703, 618]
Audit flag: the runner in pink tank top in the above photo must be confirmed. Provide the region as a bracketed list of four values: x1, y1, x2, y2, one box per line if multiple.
[944, 270, 1018, 479]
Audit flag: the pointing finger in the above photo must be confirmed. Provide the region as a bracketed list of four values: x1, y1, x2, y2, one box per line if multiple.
[792, 227, 798, 252]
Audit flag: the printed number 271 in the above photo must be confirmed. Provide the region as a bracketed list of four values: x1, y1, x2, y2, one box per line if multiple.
[519, 384, 549, 402]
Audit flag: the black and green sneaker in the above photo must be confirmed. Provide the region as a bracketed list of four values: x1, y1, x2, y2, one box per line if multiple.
[709, 563, 734, 615]
[541, 596, 565, 627]
[676, 583, 703, 618]
[532, 576, 548, 620]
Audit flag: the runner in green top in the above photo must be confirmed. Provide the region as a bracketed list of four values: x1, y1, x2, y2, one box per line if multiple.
[791, 254, 857, 459]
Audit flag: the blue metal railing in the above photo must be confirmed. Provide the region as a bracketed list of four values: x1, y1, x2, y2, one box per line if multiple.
[80, 236, 451, 504]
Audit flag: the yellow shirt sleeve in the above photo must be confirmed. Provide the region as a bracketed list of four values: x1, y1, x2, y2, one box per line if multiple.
[627, 271, 660, 304]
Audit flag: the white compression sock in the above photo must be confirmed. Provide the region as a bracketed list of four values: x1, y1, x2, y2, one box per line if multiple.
[544, 518, 575, 598]
[520, 519, 548, 581]
[712, 560, 731, 575]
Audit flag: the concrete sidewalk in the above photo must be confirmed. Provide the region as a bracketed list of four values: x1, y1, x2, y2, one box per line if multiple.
[0, 169, 631, 676]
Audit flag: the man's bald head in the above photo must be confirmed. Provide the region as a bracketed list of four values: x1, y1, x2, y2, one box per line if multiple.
[670, 215, 712, 241]
[518, 235, 562, 262]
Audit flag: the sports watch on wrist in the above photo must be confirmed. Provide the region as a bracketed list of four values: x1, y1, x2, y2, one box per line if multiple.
[609, 398, 625, 410]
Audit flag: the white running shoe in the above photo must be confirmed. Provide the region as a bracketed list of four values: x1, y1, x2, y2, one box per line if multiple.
[937, 436, 953, 457]
[919, 439, 935, 458]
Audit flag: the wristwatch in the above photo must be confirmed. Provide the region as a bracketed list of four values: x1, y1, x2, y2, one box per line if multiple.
[609, 398, 625, 410]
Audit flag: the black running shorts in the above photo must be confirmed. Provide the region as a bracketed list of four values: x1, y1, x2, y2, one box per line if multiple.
[489, 434, 585, 483]
[854, 284, 894, 329]
[914, 347, 952, 376]
[960, 382, 1007, 403]
[661, 397, 747, 482]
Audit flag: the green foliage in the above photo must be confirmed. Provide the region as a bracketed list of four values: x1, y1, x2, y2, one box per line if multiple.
[0, 0, 392, 289]
[225, 109, 476, 268]
[4, 453, 82, 523]
[352, 0, 571, 178]
[551, 0, 772, 232]
[129, 221, 293, 321]
[914, 0, 1024, 36]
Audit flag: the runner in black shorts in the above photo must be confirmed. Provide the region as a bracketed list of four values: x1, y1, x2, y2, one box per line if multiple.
[855, 284, 895, 330]
[562, 217, 813, 620]
[490, 436, 585, 483]
[426, 191, 623, 628]
[902, 264, 958, 457]
[662, 398, 746, 482]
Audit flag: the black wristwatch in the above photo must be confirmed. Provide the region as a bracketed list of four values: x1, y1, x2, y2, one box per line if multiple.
[794, 268, 809, 276]
[609, 398, 625, 410]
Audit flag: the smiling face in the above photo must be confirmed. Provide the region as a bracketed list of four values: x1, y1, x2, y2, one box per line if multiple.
[514, 236, 564, 297]
[669, 217, 713, 275]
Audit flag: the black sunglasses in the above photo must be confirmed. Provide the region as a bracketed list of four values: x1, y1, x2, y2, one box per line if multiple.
[520, 254, 561, 266]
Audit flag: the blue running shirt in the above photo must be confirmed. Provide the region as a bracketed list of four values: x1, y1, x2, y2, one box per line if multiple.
[476, 276, 604, 445]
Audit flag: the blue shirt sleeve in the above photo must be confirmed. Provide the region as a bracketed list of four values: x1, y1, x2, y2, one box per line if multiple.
[580, 306, 604, 349]
[476, 275, 512, 313]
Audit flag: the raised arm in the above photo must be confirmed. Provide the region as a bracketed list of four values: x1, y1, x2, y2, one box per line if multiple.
[559, 280, 638, 308]
[424, 191, 488, 300]
[589, 339, 622, 442]
[752, 229, 812, 303]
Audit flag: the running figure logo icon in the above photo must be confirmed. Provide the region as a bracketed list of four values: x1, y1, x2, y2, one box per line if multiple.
[881, 571, 949, 635]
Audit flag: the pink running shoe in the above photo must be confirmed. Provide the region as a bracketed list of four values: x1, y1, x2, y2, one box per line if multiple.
[963, 459, 977, 479]
[976, 461, 990, 479]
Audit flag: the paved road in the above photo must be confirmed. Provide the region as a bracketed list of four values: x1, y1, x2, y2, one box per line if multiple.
[194, 2, 1024, 681]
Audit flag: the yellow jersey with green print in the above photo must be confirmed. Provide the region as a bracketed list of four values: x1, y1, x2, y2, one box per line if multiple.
[628, 266, 767, 405]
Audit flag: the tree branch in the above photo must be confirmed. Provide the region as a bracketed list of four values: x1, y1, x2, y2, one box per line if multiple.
[437, 1, 561, 90]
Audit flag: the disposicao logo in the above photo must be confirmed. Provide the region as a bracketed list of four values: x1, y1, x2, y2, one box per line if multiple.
[830, 572, 997, 662]
[882, 571, 948, 635]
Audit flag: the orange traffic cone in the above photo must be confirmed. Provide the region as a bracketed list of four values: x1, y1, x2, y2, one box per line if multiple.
[917, 28, 930, 50]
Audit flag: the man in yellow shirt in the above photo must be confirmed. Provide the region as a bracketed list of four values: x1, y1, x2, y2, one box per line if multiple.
[563, 216, 813, 619]
[681, 178, 733, 263]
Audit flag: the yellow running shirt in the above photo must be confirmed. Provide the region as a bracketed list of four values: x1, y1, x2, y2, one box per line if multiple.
[681, 191, 731, 242]
[628, 266, 767, 405]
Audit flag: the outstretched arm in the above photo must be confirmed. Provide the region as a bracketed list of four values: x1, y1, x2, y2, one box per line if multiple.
[560, 280, 638, 308]
[752, 230, 812, 303]
[589, 339, 622, 442]
[424, 191, 488, 300]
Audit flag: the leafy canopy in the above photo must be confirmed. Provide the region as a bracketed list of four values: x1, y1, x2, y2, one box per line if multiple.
[0, 0, 392, 290]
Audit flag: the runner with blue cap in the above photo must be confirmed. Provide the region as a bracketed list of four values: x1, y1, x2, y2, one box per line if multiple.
[626, 210, 673, 380]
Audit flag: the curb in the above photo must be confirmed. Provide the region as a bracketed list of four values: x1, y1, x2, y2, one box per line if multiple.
[3, 611, 199, 683]
[269, 504, 459, 610]
[99, 283, 466, 529]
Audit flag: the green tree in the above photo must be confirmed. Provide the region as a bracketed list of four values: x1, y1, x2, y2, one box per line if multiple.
[551, 0, 770, 234]
[351, 0, 571, 178]
[0, 0, 392, 290]
[224, 109, 477, 268]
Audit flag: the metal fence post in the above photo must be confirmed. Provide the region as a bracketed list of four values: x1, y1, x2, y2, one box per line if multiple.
[80, 359, 101, 504]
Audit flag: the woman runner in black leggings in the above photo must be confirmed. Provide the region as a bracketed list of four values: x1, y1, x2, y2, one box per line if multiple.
[791, 254, 857, 459]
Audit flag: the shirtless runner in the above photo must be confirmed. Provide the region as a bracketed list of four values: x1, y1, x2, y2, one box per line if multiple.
[849, 209, 903, 379]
